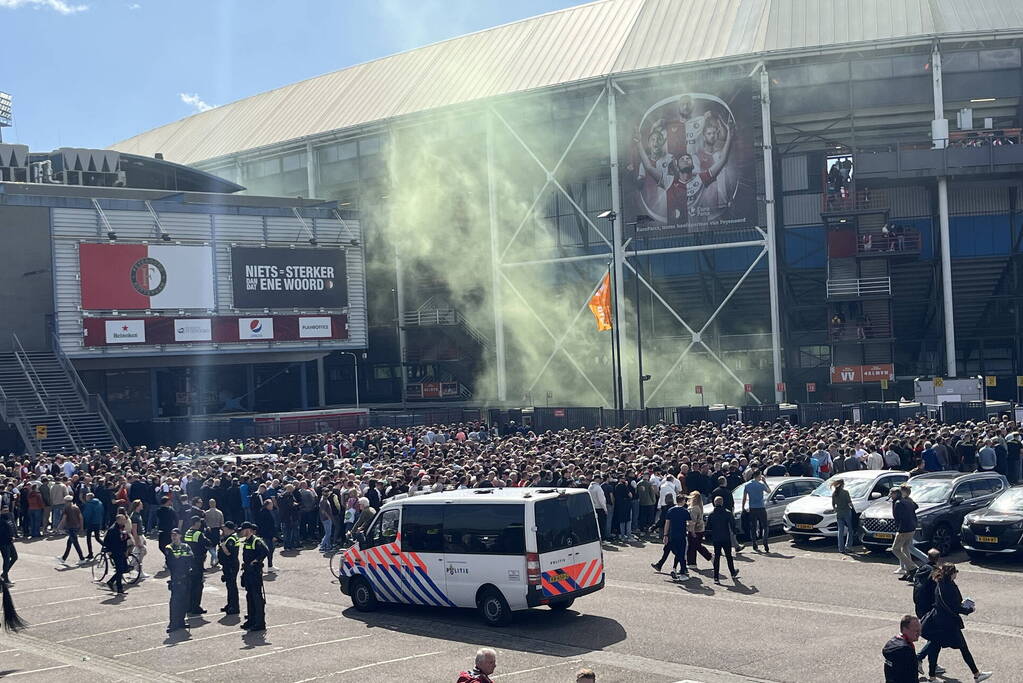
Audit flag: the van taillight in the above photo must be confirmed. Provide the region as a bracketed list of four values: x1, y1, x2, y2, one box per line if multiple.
[526, 552, 540, 585]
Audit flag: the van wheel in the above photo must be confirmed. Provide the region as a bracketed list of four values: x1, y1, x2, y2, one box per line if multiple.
[351, 577, 378, 612]
[549, 598, 574, 612]
[477, 587, 511, 626]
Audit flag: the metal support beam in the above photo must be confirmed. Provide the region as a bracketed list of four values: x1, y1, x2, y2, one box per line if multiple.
[608, 80, 630, 407]
[316, 355, 326, 407]
[394, 249, 408, 408]
[761, 68, 784, 402]
[486, 113, 508, 401]
[932, 44, 956, 377]
[306, 141, 318, 199]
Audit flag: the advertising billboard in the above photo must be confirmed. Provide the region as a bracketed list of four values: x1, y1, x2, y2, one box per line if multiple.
[82, 314, 348, 347]
[621, 81, 757, 237]
[231, 247, 348, 309]
[831, 364, 894, 383]
[80, 243, 215, 310]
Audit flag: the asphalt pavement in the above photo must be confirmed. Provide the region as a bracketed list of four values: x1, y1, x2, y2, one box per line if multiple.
[1, 531, 1020, 682]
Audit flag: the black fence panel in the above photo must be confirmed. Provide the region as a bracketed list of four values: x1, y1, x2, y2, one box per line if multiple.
[940, 401, 987, 423]
[707, 406, 740, 424]
[798, 403, 844, 425]
[741, 404, 782, 424]
[645, 407, 675, 425]
[529, 407, 602, 431]
[675, 406, 711, 424]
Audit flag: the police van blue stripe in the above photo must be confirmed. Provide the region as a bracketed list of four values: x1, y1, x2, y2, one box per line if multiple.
[401, 565, 442, 607]
[414, 568, 457, 608]
[363, 564, 403, 603]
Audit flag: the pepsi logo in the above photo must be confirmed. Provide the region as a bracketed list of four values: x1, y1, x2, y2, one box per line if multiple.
[250, 320, 262, 333]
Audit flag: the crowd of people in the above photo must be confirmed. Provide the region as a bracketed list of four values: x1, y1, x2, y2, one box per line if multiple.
[0, 412, 1019, 674]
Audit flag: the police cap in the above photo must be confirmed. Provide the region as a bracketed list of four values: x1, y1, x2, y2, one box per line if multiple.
[223, 521, 236, 530]
[170, 528, 181, 535]
[190, 516, 202, 525]
[239, 521, 257, 530]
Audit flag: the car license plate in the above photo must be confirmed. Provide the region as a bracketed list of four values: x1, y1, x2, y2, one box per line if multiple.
[795, 523, 815, 530]
[976, 535, 998, 544]
[874, 532, 895, 541]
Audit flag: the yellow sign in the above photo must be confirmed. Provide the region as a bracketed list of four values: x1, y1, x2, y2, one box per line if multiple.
[35, 425, 47, 440]
[880, 379, 889, 390]
[985, 375, 997, 387]
[933, 377, 944, 387]
[1017, 375, 1023, 387]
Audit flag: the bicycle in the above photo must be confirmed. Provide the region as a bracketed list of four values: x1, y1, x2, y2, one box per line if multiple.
[90, 550, 143, 586]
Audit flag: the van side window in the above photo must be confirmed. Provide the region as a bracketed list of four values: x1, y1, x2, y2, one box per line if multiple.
[443, 504, 525, 555]
[365, 508, 400, 548]
[535, 494, 599, 554]
[401, 505, 444, 553]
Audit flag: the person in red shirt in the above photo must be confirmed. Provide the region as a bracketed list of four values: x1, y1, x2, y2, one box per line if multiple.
[457, 648, 497, 683]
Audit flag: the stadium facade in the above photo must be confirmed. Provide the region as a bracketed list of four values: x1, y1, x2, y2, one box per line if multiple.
[107, 0, 1023, 410]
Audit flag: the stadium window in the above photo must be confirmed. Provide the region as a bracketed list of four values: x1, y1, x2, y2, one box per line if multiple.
[851, 58, 892, 81]
[979, 48, 1022, 70]
[803, 61, 849, 85]
[245, 158, 281, 179]
[281, 152, 307, 173]
[892, 54, 931, 77]
[799, 345, 831, 368]
[942, 51, 979, 74]
[372, 366, 392, 380]
[359, 137, 381, 156]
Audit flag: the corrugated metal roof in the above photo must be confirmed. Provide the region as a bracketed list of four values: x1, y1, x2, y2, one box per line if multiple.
[111, 0, 1023, 165]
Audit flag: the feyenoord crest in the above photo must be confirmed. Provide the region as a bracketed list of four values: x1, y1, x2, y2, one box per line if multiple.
[130, 257, 168, 297]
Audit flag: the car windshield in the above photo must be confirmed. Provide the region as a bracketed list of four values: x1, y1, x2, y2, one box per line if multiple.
[811, 477, 872, 498]
[904, 480, 952, 504]
[989, 487, 1023, 513]
[731, 482, 749, 503]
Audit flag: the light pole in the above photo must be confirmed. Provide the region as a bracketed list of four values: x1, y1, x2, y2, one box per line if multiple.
[598, 209, 624, 420]
[339, 352, 360, 409]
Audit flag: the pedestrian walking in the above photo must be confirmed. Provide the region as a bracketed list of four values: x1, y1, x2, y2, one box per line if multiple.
[82, 492, 104, 560]
[741, 470, 771, 552]
[56, 495, 85, 566]
[662, 494, 691, 581]
[650, 494, 680, 575]
[238, 521, 269, 632]
[164, 528, 193, 633]
[890, 487, 918, 579]
[217, 522, 240, 615]
[883, 615, 922, 683]
[685, 491, 713, 568]
[706, 495, 739, 585]
[920, 563, 992, 682]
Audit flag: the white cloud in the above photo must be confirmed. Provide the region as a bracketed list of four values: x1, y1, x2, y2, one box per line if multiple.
[179, 93, 215, 114]
[0, 0, 88, 14]
[127, 2, 140, 8]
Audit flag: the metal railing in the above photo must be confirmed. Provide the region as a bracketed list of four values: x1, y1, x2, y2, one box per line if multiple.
[828, 321, 892, 341]
[51, 331, 129, 450]
[10, 334, 48, 413]
[826, 276, 891, 298]
[856, 230, 921, 255]
[821, 188, 889, 214]
[856, 133, 1023, 176]
[402, 308, 490, 348]
[0, 389, 38, 456]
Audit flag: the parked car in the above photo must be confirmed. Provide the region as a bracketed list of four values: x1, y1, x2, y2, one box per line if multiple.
[704, 476, 823, 537]
[961, 484, 1023, 560]
[860, 471, 1008, 555]
[783, 469, 909, 541]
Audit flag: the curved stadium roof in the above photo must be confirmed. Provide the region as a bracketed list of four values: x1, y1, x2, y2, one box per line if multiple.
[111, 0, 1023, 166]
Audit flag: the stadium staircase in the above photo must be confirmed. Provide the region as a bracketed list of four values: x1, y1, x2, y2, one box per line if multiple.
[401, 299, 489, 400]
[0, 335, 126, 455]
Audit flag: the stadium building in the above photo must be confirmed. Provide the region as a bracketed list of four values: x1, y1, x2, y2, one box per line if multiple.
[7, 0, 1023, 447]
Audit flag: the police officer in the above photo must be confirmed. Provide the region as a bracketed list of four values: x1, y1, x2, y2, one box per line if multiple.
[238, 521, 269, 631]
[217, 521, 240, 615]
[164, 528, 193, 633]
[182, 516, 209, 616]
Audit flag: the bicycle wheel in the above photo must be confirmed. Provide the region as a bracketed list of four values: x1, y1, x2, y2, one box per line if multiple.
[91, 554, 110, 583]
[329, 552, 340, 580]
[126, 553, 143, 585]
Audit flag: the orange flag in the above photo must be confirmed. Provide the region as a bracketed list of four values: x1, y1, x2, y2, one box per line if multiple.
[588, 272, 613, 331]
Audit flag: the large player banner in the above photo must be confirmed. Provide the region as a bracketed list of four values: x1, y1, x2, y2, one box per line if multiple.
[79, 243, 215, 310]
[621, 81, 757, 237]
[231, 247, 348, 309]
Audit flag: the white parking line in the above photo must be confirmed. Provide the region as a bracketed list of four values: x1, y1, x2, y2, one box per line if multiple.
[293, 651, 445, 682]
[115, 616, 341, 657]
[31, 602, 165, 627]
[58, 621, 166, 643]
[176, 635, 370, 674]
[3, 664, 73, 677]
[37, 596, 100, 606]
[494, 660, 581, 678]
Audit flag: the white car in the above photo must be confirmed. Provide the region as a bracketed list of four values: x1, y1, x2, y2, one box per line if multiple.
[339, 487, 604, 626]
[704, 477, 823, 535]
[783, 469, 908, 540]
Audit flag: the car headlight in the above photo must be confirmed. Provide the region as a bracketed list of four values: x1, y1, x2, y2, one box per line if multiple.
[1010, 521, 1023, 531]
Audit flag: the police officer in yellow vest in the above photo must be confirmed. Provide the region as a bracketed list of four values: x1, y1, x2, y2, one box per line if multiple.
[217, 521, 240, 615]
[164, 528, 193, 633]
[238, 521, 269, 631]
[183, 516, 209, 616]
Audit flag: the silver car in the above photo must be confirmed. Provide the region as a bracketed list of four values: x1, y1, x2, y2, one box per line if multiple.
[705, 476, 824, 534]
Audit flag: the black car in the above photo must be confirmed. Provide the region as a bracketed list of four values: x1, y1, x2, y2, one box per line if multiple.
[961, 485, 1023, 560]
[859, 471, 1009, 555]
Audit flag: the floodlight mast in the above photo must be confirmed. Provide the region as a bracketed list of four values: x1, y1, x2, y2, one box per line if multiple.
[0, 92, 12, 143]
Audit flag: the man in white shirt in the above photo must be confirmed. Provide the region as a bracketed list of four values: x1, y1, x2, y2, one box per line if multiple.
[865, 448, 884, 470]
[587, 476, 608, 540]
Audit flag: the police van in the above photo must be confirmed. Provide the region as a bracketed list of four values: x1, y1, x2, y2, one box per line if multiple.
[338, 487, 604, 625]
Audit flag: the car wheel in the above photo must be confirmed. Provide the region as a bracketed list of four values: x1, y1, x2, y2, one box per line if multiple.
[549, 598, 575, 612]
[965, 550, 986, 562]
[477, 587, 512, 626]
[351, 577, 378, 612]
[931, 523, 955, 556]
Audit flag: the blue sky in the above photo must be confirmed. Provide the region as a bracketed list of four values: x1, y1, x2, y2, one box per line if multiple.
[0, 0, 581, 151]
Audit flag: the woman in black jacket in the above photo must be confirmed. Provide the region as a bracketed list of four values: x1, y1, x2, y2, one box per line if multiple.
[921, 563, 991, 682]
[705, 496, 739, 585]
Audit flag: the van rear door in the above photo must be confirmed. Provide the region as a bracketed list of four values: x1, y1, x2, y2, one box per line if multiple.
[533, 492, 603, 601]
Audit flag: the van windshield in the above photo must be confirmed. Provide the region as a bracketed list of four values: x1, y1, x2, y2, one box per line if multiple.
[534, 493, 599, 554]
